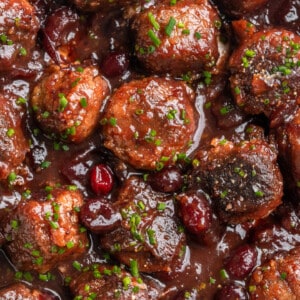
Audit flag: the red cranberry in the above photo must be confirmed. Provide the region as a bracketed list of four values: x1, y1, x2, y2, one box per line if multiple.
[80, 198, 121, 234]
[90, 164, 114, 195]
[225, 244, 257, 279]
[101, 52, 129, 77]
[214, 283, 247, 300]
[147, 165, 184, 193]
[177, 191, 212, 234]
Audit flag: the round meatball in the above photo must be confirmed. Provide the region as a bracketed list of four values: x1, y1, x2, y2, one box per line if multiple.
[101, 77, 197, 170]
[70, 264, 155, 299]
[215, 0, 270, 18]
[132, 0, 226, 76]
[0, 0, 39, 73]
[191, 138, 283, 224]
[229, 29, 300, 128]
[100, 176, 186, 273]
[31, 65, 109, 143]
[0, 283, 58, 300]
[276, 107, 300, 200]
[1, 186, 89, 273]
[248, 247, 300, 299]
[0, 95, 29, 180]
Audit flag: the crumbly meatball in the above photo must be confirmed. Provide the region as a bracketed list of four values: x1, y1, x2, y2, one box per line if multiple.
[70, 264, 160, 299]
[229, 29, 300, 128]
[0, 283, 58, 300]
[276, 107, 300, 200]
[191, 138, 283, 224]
[100, 176, 186, 273]
[31, 65, 109, 143]
[132, 0, 226, 77]
[1, 186, 89, 273]
[0, 95, 29, 180]
[101, 76, 197, 170]
[248, 247, 300, 299]
[0, 0, 39, 73]
[215, 0, 270, 18]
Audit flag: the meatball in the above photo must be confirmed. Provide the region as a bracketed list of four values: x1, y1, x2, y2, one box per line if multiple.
[31, 65, 109, 143]
[215, 0, 270, 18]
[0, 0, 39, 73]
[70, 263, 159, 299]
[0, 283, 58, 300]
[248, 247, 300, 299]
[0, 95, 29, 180]
[229, 29, 300, 128]
[1, 186, 89, 273]
[101, 76, 197, 170]
[100, 176, 186, 273]
[191, 138, 283, 224]
[276, 107, 300, 200]
[132, 0, 226, 77]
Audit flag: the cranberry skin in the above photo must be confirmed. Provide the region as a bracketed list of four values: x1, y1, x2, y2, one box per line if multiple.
[90, 164, 114, 195]
[214, 284, 247, 300]
[178, 192, 212, 234]
[101, 52, 129, 77]
[80, 198, 121, 234]
[225, 244, 257, 279]
[147, 166, 184, 193]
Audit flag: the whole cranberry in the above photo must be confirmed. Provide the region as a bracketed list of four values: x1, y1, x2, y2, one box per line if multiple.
[225, 244, 257, 279]
[101, 52, 129, 77]
[177, 191, 212, 234]
[90, 164, 114, 195]
[214, 283, 247, 300]
[80, 198, 121, 234]
[147, 165, 184, 193]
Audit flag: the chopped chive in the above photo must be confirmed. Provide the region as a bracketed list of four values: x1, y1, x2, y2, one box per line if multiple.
[165, 17, 176, 37]
[148, 29, 161, 47]
[148, 12, 160, 30]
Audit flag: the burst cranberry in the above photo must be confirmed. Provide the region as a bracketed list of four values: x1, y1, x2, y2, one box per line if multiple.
[225, 244, 257, 279]
[90, 164, 114, 195]
[80, 198, 121, 234]
[147, 165, 184, 193]
[101, 52, 129, 77]
[214, 283, 247, 300]
[177, 191, 212, 234]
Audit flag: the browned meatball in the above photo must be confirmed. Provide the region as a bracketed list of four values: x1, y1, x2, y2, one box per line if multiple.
[70, 263, 161, 299]
[0, 0, 39, 73]
[31, 65, 109, 143]
[100, 176, 186, 273]
[1, 186, 89, 273]
[0, 96, 29, 180]
[132, 0, 226, 77]
[102, 77, 197, 170]
[215, 0, 270, 18]
[191, 138, 283, 224]
[0, 283, 58, 300]
[229, 29, 300, 128]
[276, 107, 300, 200]
[248, 247, 300, 299]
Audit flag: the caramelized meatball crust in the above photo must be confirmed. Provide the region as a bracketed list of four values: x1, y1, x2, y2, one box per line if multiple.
[229, 29, 300, 127]
[1, 187, 89, 273]
[102, 76, 197, 170]
[31, 65, 109, 143]
[249, 247, 300, 299]
[0, 0, 40, 73]
[191, 138, 283, 224]
[132, 0, 226, 76]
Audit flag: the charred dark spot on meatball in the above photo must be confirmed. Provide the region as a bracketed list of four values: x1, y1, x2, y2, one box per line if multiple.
[190, 138, 283, 224]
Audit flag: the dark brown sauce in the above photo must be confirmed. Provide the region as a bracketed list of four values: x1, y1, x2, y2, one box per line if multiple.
[0, 0, 300, 299]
